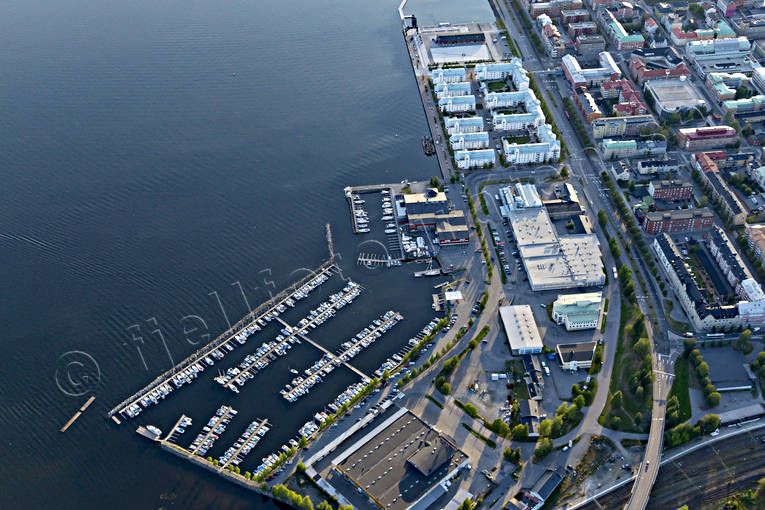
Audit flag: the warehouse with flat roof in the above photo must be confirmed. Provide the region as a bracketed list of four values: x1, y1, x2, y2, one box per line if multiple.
[500, 305, 544, 355]
[330, 409, 468, 510]
[500, 184, 605, 290]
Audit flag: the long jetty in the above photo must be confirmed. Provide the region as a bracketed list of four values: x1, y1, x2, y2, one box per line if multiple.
[60, 395, 96, 432]
[107, 257, 337, 420]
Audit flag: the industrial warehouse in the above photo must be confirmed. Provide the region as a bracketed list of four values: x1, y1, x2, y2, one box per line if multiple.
[328, 408, 469, 510]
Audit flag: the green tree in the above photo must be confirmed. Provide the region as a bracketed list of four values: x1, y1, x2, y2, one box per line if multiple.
[533, 438, 553, 461]
[611, 390, 624, 408]
[706, 391, 721, 407]
[551, 416, 563, 436]
[574, 394, 586, 409]
[317, 501, 332, 510]
[463, 403, 479, 419]
[598, 209, 608, 228]
[511, 423, 529, 440]
[736, 329, 753, 351]
[698, 414, 720, 434]
[696, 362, 709, 378]
[757, 477, 765, 506]
[539, 418, 552, 437]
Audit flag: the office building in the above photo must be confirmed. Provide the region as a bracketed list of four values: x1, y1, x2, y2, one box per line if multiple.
[438, 95, 476, 113]
[648, 179, 694, 201]
[551, 291, 603, 330]
[430, 67, 466, 84]
[562, 52, 621, 88]
[445, 116, 484, 135]
[642, 208, 715, 234]
[454, 149, 496, 169]
[678, 126, 738, 150]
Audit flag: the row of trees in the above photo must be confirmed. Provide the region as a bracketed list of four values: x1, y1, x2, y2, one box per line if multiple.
[664, 413, 720, 448]
[684, 338, 721, 407]
[562, 97, 593, 148]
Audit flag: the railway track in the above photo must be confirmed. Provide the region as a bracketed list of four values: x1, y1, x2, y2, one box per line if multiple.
[572, 429, 765, 509]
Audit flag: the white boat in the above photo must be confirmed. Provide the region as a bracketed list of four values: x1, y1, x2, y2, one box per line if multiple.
[290, 368, 299, 375]
[382, 215, 394, 221]
[384, 228, 396, 234]
[358, 228, 370, 233]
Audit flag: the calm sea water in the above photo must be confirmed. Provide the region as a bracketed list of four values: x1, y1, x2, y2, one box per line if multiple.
[0, 0, 465, 508]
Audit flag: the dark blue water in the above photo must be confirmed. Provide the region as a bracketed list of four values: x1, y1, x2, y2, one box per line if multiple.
[0, 0, 448, 508]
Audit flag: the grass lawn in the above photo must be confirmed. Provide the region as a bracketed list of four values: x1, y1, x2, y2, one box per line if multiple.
[667, 356, 691, 423]
[462, 423, 497, 448]
[663, 299, 690, 333]
[487, 81, 507, 92]
[503, 135, 531, 145]
[513, 378, 530, 401]
[425, 393, 444, 409]
[598, 301, 652, 432]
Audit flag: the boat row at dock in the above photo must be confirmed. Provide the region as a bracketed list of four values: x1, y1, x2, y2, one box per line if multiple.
[218, 418, 270, 468]
[346, 187, 394, 234]
[374, 316, 446, 378]
[189, 405, 237, 456]
[280, 310, 403, 402]
[118, 268, 334, 420]
[215, 281, 362, 393]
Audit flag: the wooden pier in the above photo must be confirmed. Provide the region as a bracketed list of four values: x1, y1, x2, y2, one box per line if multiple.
[163, 414, 189, 442]
[357, 252, 393, 268]
[344, 184, 396, 195]
[60, 395, 95, 432]
[107, 258, 337, 420]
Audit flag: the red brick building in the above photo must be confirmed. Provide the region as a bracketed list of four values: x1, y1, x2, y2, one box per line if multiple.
[678, 126, 739, 151]
[648, 180, 694, 201]
[629, 55, 691, 86]
[562, 9, 590, 23]
[642, 209, 714, 234]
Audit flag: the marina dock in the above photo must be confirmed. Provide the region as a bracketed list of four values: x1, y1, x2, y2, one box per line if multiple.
[282, 311, 403, 401]
[219, 418, 269, 470]
[345, 185, 395, 235]
[60, 395, 95, 432]
[163, 414, 190, 442]
[293, 331, 369, 382]
[216, 281, 363, 392]
[189, 405, 235, 456]
[107, 258, 337, 421]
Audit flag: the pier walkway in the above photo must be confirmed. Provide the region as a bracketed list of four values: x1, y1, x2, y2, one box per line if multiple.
[189, 406, 234, 455]
[164, 414, 189, 442]
[218, 282, 363, 392]
[220, 418, 269, 470]
[295, 331, 369, 382]
[401, 27, 454, 181]
[344, 184, 395, 195]
[287, 313, 403, 395]
[107, 259, 337, 420]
